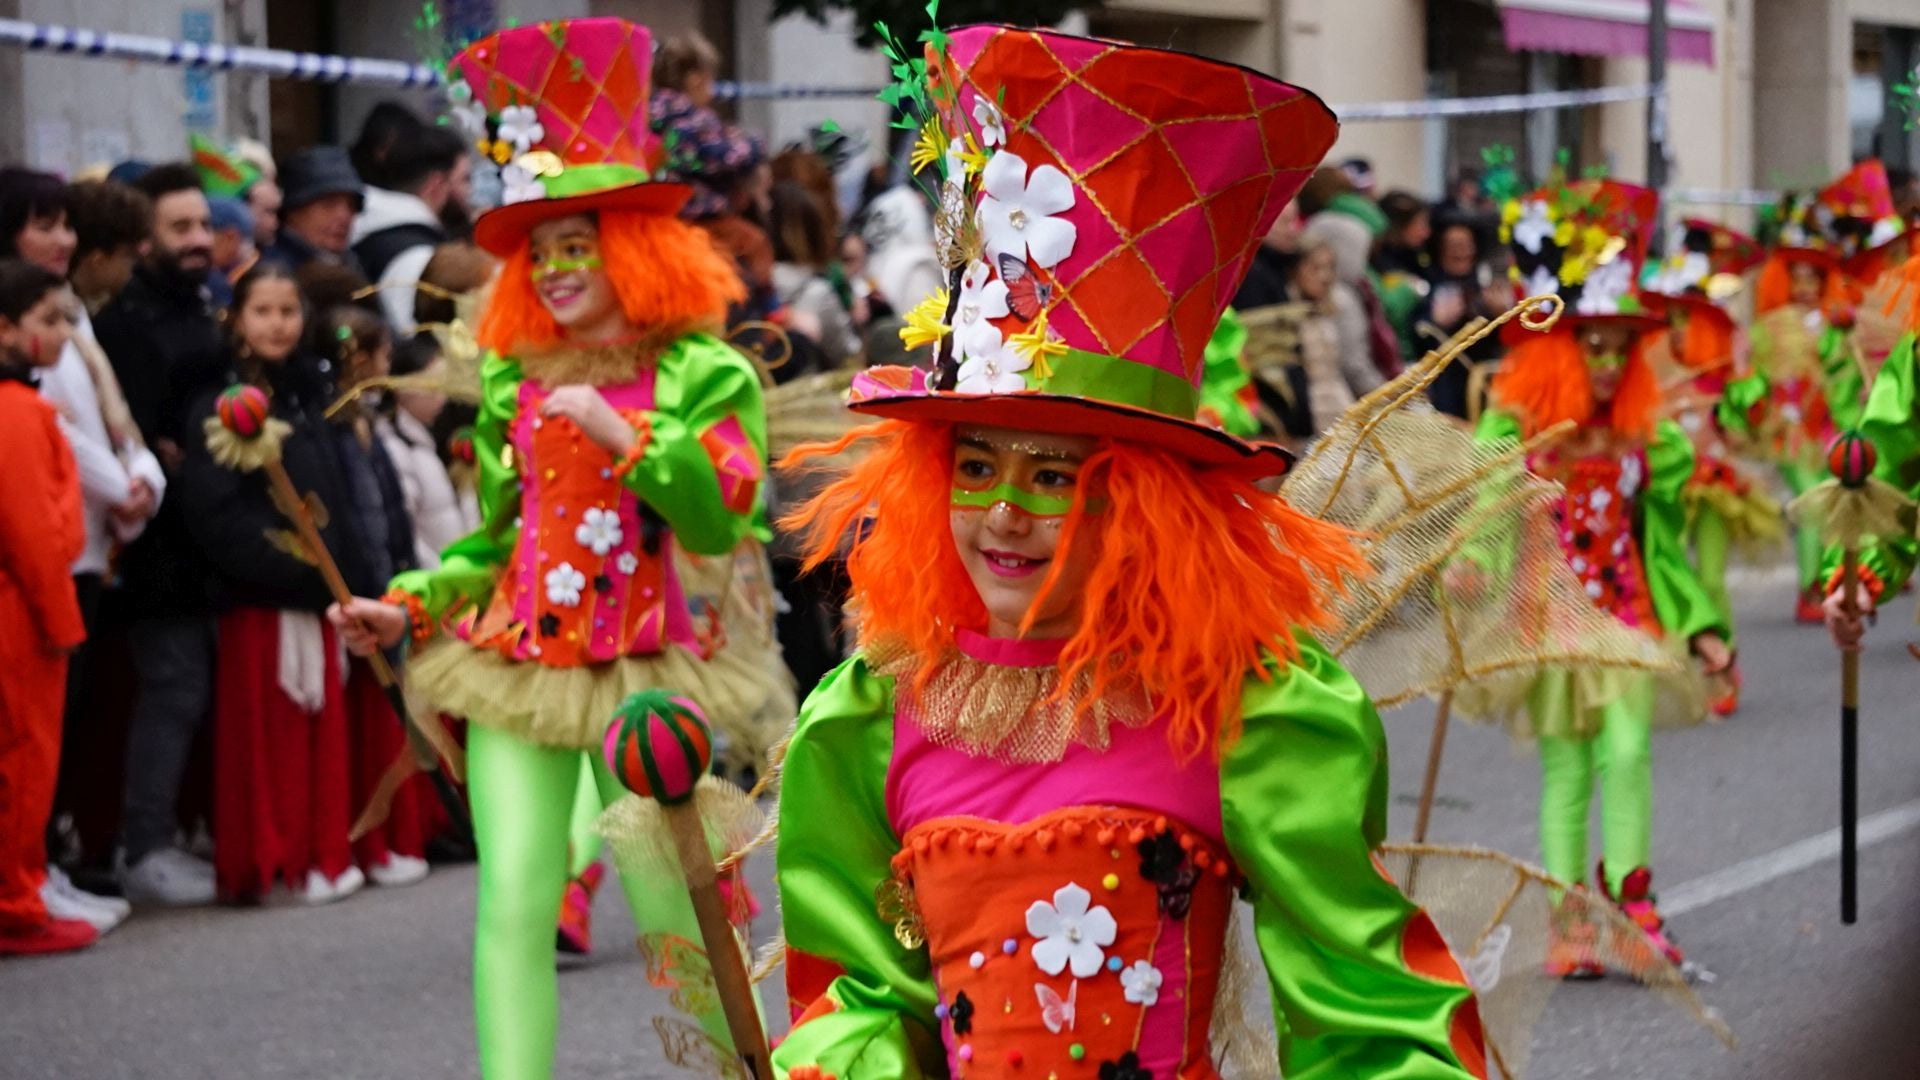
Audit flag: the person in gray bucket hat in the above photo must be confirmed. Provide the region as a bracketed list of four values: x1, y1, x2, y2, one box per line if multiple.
[265, 146, 366, 276]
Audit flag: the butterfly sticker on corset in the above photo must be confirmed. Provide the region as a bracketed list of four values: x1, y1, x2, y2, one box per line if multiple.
[1035, 979, 1078, 1034]
[998, 253, 1054, 320]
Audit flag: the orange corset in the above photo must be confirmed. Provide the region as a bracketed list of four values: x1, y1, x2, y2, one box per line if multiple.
[890, 806, 1236, 1079]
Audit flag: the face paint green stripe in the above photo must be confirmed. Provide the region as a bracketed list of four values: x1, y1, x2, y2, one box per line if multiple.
[531, 256, 603, 281]
[951, 482, 1078, 517]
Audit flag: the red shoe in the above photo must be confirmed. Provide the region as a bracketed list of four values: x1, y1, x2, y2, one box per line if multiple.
[1598, 863, 1684, 969]
[556, 862, 604, 956]
[1710, 664, 1741, 717]
[1795, 586, 1826, 624]
[1544, 895, 1605, 980]
[0, 916, 99, 957]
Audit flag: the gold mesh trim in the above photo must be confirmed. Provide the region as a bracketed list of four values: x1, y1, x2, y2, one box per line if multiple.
[866, 635, 1154, 764]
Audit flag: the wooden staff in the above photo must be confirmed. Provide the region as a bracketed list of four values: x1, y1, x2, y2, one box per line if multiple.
[206, 386, 472, 846]
[605, 692, 771, 1078]
[1839, 545, 1860, 925]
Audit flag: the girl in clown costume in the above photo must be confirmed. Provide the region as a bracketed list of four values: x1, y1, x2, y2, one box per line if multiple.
[1472, 180, 1730, 978]
[765, 25, 1488, 1080]
[1640, 220, 1781, 715]
[330, 19, 771, 1078]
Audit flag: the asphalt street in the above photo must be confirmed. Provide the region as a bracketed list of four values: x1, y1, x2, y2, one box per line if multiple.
[6, 564, 1919, 1079]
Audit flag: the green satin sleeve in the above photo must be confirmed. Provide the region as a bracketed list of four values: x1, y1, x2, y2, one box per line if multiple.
[1820, 333, 1920, 592]
[772, 656, 942, 1080]
[625, 333, 769, 555]
[1222, 636, 1482, 1080]
[1821, 325, 1869, 432]
[1199, 309, 1261, 438]
[1453, 409, 1527, 582]
[1643, 419, 1726, 643]
[1717, 366, 1769, 438]
[387, 351, 523, 620]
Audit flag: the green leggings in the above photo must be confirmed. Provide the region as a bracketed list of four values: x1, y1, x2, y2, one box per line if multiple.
[567, 758, 601, 878]
[1537, 676, 1655, 895]
[1781, 460, 1825, 589]
[1691, 505, 1735, 650]
[469, 726, 733, 1078]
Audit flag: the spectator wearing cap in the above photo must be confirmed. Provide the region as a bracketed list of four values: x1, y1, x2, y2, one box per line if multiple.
[266, 147, 366, 277]
[205, 197, 255, 309]
[350, 118, 470, 334]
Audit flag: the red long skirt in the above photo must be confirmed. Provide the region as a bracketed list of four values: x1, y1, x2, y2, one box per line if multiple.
[212, 608, 352, 901]
[344, 661, 428, 868]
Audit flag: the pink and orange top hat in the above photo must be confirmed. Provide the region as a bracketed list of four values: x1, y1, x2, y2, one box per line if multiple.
[448, 18, 689, 255]
[1640, 218, 1763, 335]
[1500, 177, 1664, 333]
[847, 24, 1338, 477]
[1818, 158, 1910, 282]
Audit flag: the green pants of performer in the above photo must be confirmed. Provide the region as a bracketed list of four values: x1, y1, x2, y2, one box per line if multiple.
[568, 757, 602, 878]
[1691, 506, 1735, 649]
[469, 726, 731, 1078]
[1537, 676, 1655, 896]
[1781, 460, 1825, 589]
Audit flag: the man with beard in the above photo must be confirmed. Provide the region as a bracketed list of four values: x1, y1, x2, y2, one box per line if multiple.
[91, 163, 224, 906]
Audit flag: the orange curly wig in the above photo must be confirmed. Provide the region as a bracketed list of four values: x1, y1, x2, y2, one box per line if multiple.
[780, 420, 1368, 759]
[1754, 252, 1859, 318]
[476, 209, 745, 354]
[1675, 306, 1734, 371]
[1490, 324, 1663, 440]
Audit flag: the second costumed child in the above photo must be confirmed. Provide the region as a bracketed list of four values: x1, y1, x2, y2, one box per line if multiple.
[330, 18, 772, 1079]
[1473, 179, 1730, 978]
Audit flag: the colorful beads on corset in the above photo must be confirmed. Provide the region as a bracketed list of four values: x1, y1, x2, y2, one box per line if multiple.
[890, 806, 1234, 1079]
[458, 374, 698, 666]
[1537, 449, 1660, 634]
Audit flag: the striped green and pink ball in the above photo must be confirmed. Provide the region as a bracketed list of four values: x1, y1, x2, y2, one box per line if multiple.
[217, 384, 270, 439]
[602, 691, 712, 805]
[1827, 431, 1876, 489]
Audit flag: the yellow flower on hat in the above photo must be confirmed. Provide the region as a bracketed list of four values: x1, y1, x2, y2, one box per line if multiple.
[899, 287, 952, 352]
[1009, 314, 1067, 381]
[910, 116, 950, 176]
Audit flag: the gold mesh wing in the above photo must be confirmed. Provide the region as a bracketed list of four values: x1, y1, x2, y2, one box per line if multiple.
[762, 367, 874, 463]
[1279, 309, 1677, 713]
[1378, 843, 1736, 1079]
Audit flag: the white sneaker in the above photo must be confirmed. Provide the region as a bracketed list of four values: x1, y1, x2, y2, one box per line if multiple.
[41, 870, 129, 935]
[302, 866, 366, 906]
[119, 849, 216, 906]
[368, 854, 429, 888]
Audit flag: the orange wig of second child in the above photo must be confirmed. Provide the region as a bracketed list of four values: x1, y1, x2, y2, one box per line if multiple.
[1490, 324, 1663, 441]
[780, 420, 1368, 759]
[476, 209, 746, 355]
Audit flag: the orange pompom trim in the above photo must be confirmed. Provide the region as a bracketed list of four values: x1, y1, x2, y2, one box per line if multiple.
[611, 413, 654, 479]
[381, 587, 434, 647]
[1823, 564, 1887, 604]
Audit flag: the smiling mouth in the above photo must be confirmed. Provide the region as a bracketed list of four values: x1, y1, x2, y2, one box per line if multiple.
[980, 548, 1048, 578]
[540, 277, 585, 308]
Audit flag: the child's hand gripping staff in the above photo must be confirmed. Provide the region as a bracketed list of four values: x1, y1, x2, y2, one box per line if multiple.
[1790, 431, 1917, 923]
[205, 384, 472, 845]
[602, 691, 771, 1078]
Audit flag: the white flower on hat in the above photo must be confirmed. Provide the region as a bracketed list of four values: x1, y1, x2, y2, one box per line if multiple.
[953, 260, 1011, 359]
[1522, 264, 1560, 302]
[1647, 250, 1710, 296]
[954, 338, 1032, 395]
[1513, 200, 1555, 254]
[1869, 216, 1903, 248]
[498, 105, 545, 154]
[979, 151, 1077, 270]
[1576, 256, 1635, 315]
[500, 162, 546, 206]
[973, 95, 1006, 148]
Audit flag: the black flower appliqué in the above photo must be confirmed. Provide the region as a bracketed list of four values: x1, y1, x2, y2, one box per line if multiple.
[537, 613, 561, 638]
[1099, 1051, 1152, 1080]
[949, 990, 974, 1036]
[1136, 831, 1198, 920]
[592, 573, 613, 594]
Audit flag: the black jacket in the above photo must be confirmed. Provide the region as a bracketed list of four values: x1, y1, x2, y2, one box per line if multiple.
[329, 408, 417, 590]
[178, 355, 386, 613]
[93, 265, 229, 616]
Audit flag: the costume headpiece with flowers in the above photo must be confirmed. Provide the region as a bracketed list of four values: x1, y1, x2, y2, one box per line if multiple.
[847, 23, 1338, 477]
[444, 18, 689, 255]
[1818, 159, 1910, 282]
[1639, 218, 1763, 333]
[1500, 177, 1661, 329]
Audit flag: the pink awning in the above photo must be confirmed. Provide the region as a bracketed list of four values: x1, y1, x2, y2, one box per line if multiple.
[1498, 0, 1715, 65]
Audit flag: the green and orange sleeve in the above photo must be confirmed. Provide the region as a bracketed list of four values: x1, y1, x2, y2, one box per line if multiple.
[1643, 419, 1729, 645]
[772, 658, 943, 1079]
[1222, 637, 1487, 1079]
[1820, 333, 1920, 595]
[388, 350, 524, 623]
[620, 333, 769, 554]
